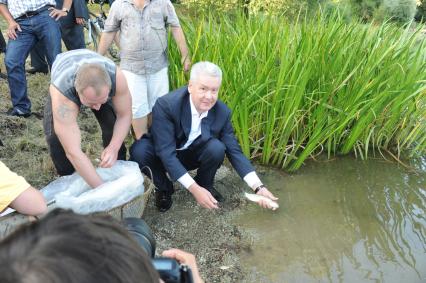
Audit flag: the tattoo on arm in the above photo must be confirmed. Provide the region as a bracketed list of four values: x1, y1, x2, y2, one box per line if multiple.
[57, 104, 74, 120]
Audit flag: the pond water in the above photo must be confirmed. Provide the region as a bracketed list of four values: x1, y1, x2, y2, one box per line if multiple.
[235, 156, 426, 283]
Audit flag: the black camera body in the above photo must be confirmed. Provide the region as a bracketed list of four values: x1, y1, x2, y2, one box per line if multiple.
[123, 218, 193, 283]
[152, 258, 193, 283]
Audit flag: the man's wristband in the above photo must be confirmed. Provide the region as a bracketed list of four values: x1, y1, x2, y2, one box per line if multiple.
[254, 185, 266, 194]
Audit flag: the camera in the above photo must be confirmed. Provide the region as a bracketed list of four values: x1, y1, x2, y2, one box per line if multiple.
[123, 218, 194, 283]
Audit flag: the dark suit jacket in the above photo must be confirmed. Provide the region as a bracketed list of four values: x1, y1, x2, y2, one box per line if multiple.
[151, 86, 255, 182]
[57, 0, 89, 27]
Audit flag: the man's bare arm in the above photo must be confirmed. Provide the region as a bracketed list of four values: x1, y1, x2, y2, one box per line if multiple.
[0, 4, 21, 40]
[99, 67, 132, 168]
[171, 26, 191, 72]
[50, 85, 104, 188]
[98, 31, 117, 55]
[49, 0, 73, 20]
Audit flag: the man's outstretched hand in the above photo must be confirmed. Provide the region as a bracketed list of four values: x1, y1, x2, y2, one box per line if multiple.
[256, 186, 279, 210]
[99, 145, 119, 168]
[188, 183, 219, 209]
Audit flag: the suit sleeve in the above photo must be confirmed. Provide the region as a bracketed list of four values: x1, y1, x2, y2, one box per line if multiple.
[151, 99, 188, 181]
[220, 111, 255, 179]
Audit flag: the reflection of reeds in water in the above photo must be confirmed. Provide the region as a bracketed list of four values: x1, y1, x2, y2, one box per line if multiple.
[237, 157, 426, 282]
[310, 158, 426, 281]
[343, 161, 426, 278]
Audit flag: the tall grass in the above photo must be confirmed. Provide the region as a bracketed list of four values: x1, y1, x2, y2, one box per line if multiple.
[169, 12, 426, 170]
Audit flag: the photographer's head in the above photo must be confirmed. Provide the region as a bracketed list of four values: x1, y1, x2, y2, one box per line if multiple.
[0, 209, 160, 283]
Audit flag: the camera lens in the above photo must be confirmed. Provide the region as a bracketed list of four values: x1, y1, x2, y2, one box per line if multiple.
[122, 218, 156, 258]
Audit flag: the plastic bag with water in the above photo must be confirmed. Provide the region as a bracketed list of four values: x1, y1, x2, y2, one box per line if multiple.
[41, 161, 144, 214]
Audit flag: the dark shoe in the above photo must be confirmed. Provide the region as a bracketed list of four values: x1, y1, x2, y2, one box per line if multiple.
[6, 108, 31, 118]
[208, 187, 224, 202]
[26, 68, 48, 75]
[155, 190, 173, 212]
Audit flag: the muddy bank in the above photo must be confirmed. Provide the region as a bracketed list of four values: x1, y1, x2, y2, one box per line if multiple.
[142, 166, 261, 282]
[0, 73, 263, 282]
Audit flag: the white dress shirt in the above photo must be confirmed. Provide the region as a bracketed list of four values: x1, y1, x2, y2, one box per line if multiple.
[177, 96, 262, 191]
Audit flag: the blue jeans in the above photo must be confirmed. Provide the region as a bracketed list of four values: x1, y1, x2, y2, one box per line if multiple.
[31, 23, 86, 71]
[5, 9, 61, 113]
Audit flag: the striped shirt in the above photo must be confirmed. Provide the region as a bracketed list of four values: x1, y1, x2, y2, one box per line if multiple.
[0, 0, 56, 19]
[51, 49, 117, 107]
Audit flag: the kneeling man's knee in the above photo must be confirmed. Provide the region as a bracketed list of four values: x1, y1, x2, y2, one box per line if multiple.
[130, 138, 153, 167]
[204, 139, 225, 162]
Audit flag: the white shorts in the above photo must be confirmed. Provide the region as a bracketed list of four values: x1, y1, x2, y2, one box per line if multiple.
[122, 67, 169, 118]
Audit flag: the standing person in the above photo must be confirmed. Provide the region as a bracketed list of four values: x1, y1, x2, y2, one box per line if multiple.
[98, 0, 191, 140]
[0, 29, 6, 79]
[0, 29, 5, 53]
[28, 0, 89, 74]
[0, 161, 47, 217]
[43, 49, 132, 188]
[0, 0, 72, 117]
[130, 62, 278, 212]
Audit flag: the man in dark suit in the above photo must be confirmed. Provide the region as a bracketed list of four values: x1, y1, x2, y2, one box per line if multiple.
[28, 0, 88, 74]
[130, 61, 278, 212]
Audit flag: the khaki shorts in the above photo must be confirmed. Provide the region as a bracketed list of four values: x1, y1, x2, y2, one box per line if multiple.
[122, 67, 169, 119]
[0, 161, 30, 212]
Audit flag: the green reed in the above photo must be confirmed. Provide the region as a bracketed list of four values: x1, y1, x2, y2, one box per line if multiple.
[168, 12, 426, 170]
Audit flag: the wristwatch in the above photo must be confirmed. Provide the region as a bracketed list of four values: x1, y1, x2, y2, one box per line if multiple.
[62, 7, 69, 14]
[254, 185, 266, 194]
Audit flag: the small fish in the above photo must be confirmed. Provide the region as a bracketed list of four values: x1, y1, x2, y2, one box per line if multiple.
[244, 193, 279, 210]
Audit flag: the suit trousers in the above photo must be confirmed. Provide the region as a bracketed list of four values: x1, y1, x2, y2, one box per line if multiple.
[130, 137, 226, 193]
[43, 95, 127, 176]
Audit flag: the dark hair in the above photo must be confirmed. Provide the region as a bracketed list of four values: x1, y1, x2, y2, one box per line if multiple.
[0, 209, 160, 283]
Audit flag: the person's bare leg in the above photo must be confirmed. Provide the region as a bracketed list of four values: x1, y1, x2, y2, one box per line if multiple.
[132, 116, 148, 140]
[9, 186, 47, 216]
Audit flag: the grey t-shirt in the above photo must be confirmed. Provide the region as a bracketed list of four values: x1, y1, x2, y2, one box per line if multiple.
[51, 49, 117, 106]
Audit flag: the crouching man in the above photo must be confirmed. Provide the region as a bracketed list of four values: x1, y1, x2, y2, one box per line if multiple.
[43, 49, 132, 188]
[130, 61, 278, 212]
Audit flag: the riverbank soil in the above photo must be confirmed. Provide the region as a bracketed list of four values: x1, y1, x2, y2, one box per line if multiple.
[143, 166, 258, 282]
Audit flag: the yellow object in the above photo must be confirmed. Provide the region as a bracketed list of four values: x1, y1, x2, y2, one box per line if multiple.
[0, 161, 30, 212]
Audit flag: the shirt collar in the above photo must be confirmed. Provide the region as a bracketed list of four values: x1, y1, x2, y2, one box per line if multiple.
[189, 95, 208, 119]
[125, 0, 151, 6]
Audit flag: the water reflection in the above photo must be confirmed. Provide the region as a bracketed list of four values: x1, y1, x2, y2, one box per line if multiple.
[235, 156, 426, 283]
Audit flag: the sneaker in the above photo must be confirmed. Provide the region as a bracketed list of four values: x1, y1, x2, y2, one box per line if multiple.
[155, 190, 173, 212]
[6, 108, 31, 118]
[208, 187, 225, 202]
